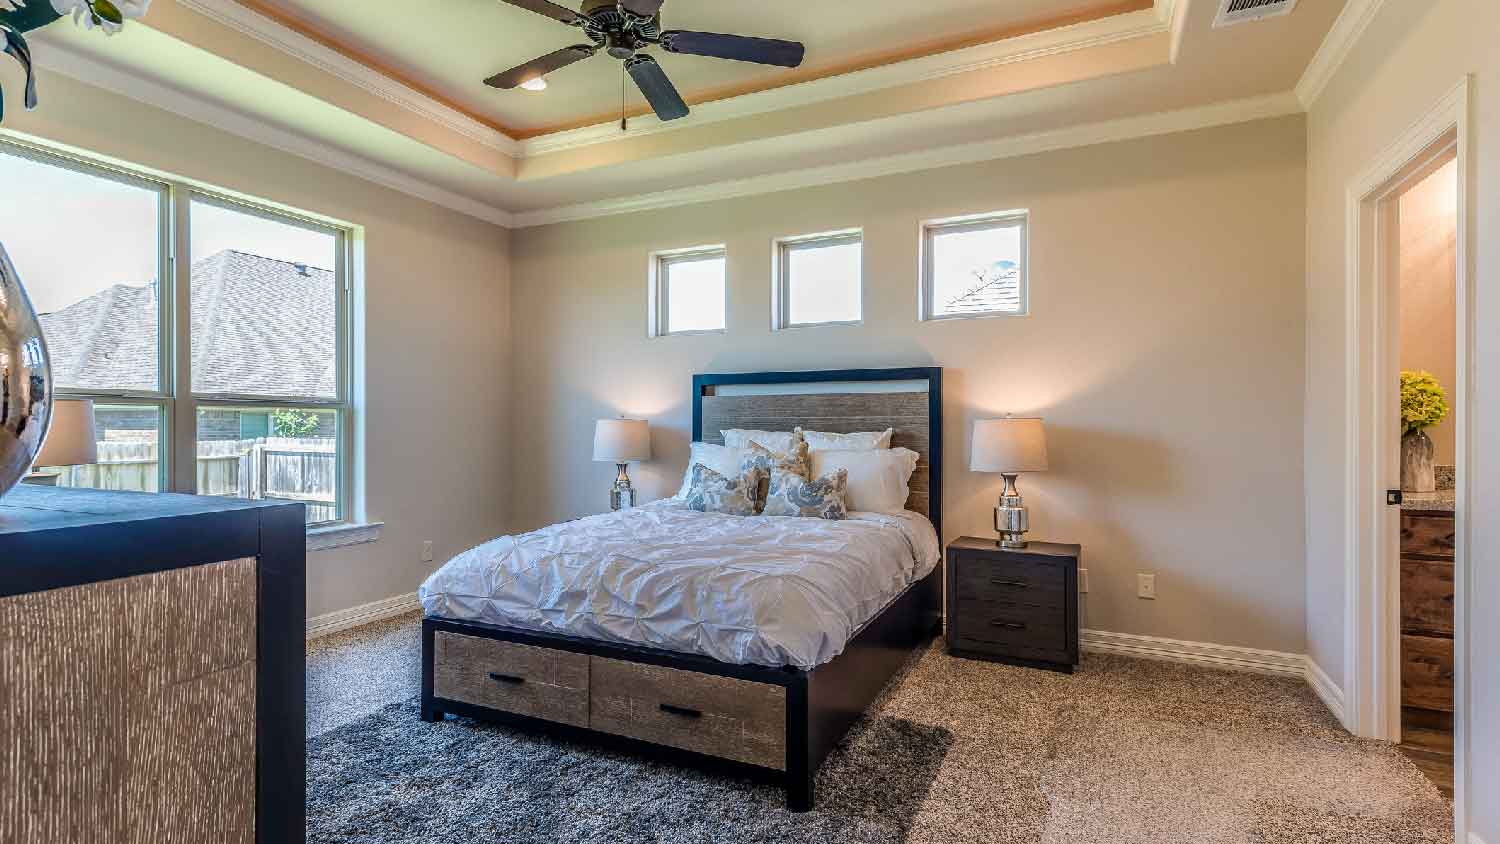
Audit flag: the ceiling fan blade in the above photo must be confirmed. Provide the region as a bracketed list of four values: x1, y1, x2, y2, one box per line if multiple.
[625, 55, 689, 122]
[496, 0, 582, 26]
[484, 44, 597, 89]
[660, 31, 805, 68]
[619, 0, 664, 16]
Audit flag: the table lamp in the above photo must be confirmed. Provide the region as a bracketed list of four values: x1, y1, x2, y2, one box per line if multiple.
[593, 418, 650, 510]
[26, 399, 98, 485]
[970, 416, 1048, 548]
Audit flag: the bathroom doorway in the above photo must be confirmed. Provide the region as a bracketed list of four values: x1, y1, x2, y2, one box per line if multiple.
[1392, 151, 1458, 798]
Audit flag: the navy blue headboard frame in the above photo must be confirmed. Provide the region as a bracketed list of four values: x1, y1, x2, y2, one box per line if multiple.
[691, 367, 944, 540]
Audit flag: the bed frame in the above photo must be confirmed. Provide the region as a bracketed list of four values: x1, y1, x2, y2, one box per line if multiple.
[420, 367, 943, 811]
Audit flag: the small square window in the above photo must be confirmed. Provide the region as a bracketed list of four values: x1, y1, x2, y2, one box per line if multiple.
[775, 231, 862, 329]
[921, 212, 1028, 320]
[653, 247, 726, 336]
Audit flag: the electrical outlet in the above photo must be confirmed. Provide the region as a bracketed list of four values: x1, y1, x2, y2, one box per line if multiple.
[1078, 568, 1089, 593]
[421, 541, 434, 563]
[1137, 573, 1157, 600]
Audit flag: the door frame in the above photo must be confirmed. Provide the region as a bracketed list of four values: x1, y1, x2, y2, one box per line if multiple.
[1343, 77, 1471, 838]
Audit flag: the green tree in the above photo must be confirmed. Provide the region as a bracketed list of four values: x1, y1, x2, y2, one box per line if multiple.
[272, 408, 320, 438]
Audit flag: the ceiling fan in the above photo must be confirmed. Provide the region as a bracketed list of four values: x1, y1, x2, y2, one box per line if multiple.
[484, 0, 806, 123]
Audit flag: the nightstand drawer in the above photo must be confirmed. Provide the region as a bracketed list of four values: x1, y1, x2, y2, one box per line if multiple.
[951, 600, 1068, 653]
[953, 555, 1067, 607]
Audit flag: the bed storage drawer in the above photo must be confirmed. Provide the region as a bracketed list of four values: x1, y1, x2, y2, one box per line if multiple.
[588, 657, 788, 770]
[433, 633, 590, 727]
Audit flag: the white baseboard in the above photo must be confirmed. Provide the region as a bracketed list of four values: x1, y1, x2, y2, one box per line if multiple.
[306, 592, 420, 639]
[1081, 629, 1306, 677]
[1304, 657, 1347, 725]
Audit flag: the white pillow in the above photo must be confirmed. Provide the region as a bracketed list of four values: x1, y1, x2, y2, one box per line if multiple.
[721, 429, 799, 453]
[802, 428, 894, 451]
[674, 442, 748, 499]
[811, 447, 920, 514]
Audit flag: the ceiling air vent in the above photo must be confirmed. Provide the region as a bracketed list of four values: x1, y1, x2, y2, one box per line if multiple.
[1213, 0, 1298, 28]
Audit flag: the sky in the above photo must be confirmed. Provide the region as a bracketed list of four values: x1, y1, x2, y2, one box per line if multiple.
[0, 149, 334, 315]
[930, 224, 1022, 307]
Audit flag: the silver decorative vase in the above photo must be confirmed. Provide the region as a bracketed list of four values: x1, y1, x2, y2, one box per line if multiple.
[1401, 429, 1436, 493]
[0, 241, 52, 498]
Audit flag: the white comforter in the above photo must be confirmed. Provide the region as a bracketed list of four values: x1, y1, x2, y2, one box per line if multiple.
[418, 500, 940, 669]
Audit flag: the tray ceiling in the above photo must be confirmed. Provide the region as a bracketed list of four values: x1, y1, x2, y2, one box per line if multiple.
[241, 0, 1151, 135]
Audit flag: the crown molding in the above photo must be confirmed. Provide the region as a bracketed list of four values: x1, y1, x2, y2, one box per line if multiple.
[175, 0, 523, 157]
[520, 1, 1176, 157]
[29, 41, 517, 228]
[513, 90, 1301, 227]
[1295, 0, 1386, 110]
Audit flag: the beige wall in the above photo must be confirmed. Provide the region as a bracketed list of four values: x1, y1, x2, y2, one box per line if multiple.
[1304, 0, 1497, 836]
[1398, 158, 1458, 466]
[511, 116, 1308, 654]
[2, 70, 513, 619]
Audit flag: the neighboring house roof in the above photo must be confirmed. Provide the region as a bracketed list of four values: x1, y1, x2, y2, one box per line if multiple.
[942, 263, 1021, 315]
[39, 250, 336, 398]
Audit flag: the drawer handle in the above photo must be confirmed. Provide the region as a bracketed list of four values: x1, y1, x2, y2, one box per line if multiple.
[488, 672, 526, 685]
[989, 578, 1030, 588]
[659, 703, 703, 719]
[990, 620, 1028, 630]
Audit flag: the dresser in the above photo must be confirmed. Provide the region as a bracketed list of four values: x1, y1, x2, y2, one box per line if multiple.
[1400, 507, 1455, 721]
[0, 486, 307, 844]
[944, 537, 1080, 673]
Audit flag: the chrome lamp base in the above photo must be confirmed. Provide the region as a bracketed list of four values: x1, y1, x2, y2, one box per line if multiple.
[994, 473, 1030, 549]
[609, 463, 636, 511]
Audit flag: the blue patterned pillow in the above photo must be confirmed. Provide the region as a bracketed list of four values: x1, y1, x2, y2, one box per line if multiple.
[683, 464, 763, 517]
[762, 467, 849, 520]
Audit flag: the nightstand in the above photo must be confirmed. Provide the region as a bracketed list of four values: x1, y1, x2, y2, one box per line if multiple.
[945, 537, 1081, 674]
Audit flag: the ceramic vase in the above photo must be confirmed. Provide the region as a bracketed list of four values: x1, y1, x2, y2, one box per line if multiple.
[1401, 429, 1436, 494]
[0, 241, 52, 498]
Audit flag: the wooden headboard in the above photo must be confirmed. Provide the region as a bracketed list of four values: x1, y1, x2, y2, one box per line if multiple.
[692, 368, 943, 537]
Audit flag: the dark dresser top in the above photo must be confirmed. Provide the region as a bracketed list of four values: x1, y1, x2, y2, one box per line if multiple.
[0, 486, 304, 597]
[948, 536, 1081, 559]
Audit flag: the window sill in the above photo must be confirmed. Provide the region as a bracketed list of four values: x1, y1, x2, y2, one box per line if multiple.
[307, 521, 384, 552]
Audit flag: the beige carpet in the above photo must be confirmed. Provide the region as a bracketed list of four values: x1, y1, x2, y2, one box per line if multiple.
[307, 614, 1452, 843]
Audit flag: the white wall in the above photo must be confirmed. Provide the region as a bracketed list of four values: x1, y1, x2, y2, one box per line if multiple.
[1303, 0, 1497, 836]
[2, 71, 513, 619]
[511, 116, 1309, 654]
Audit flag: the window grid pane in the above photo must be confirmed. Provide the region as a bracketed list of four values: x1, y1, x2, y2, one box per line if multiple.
[195, 406, 342, 525]
[40, 403, 164, 493]
[1, 149, 166, 394]
[925, 216, 1027, 319]
[661, 252, 726, 334]
[781, 235, 862, 327]
[189, 196, 340, 400]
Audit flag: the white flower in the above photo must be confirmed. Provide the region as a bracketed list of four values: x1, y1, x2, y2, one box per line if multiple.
[47, 0, 150, 35]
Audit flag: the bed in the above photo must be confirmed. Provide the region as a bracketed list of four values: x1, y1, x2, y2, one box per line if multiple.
[418, 367, 944, 811]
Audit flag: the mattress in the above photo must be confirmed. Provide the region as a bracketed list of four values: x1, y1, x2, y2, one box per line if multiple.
[418, 500, 941, 670]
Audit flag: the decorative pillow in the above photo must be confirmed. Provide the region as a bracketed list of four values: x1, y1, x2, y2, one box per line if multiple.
[673, 442, 747, 499]
[721, 429, 799, 453]
[683, 464, 764, 517]
[812, 447, 920, 514]
[762, 468, 849, 520]
[738, 439, 811, 511]
[801, 428, 894, 451]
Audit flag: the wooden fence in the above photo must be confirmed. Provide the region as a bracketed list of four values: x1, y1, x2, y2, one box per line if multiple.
[56, 437, 337, 523]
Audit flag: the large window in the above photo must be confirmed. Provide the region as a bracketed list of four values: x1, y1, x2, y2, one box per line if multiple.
[921, 211, 1028, 320]
[774, 230, 862, 329]
[651, 246, 726, 336]
[4, 141, 352, 527]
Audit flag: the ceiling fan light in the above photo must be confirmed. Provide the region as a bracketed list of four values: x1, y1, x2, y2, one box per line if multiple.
[520, 76, 548, 91]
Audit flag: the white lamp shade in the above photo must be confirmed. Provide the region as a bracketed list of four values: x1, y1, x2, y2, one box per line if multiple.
[36, 400, 99, 468]
[970, 417, 1048, 473]
[593, 418, 651, 463]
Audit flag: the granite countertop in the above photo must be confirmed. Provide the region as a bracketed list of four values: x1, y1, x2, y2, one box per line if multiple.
[1402, 489, 1455, 512]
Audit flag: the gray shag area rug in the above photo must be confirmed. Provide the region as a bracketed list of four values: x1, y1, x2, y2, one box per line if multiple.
[306, 615, 1453, 844]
